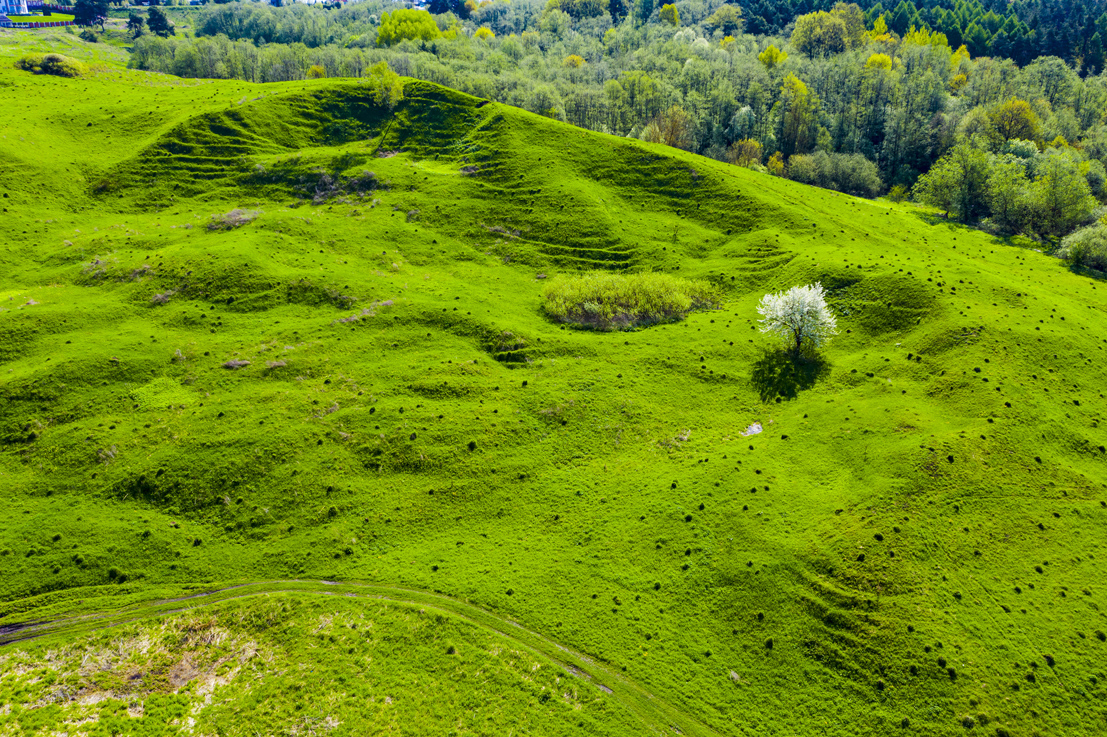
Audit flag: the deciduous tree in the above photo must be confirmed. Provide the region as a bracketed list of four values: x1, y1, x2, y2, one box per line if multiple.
[706, 5, 743, 36]
[727, 138, 763, 166]
[913, 144, 991, 220]
[986, 155, 1032, 232]
[790, 4, 865, 57]
[1032, 149, 1097, 236]
[758, 44, 787, 69]
[757, 283, 838, 356]
[775, 73, 818, 158]
[377, 9, 440, 47]
[989, 98, 1040, 142]
[642, 105, 694, 150]
[365, 61, 403, 110]
[1057, 223, 1107, 270]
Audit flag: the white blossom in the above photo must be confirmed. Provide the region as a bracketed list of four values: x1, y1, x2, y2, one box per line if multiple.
[757, 282, 838, 354]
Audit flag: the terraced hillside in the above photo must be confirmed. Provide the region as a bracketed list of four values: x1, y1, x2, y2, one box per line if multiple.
[2, 53, 1107, 737]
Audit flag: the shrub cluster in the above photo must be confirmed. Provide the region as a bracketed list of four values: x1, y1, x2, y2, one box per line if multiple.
[785, 151, 883, 198]
[1057, 222, 1107, 271]
[542, 272, 720, 330]
[13, 53, 87, 78]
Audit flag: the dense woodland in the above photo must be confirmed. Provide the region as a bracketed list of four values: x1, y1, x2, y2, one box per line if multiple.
[114, 0, 1107, 249]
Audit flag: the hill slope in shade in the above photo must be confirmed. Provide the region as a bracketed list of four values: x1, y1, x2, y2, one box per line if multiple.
[2, 62, 1107, 737]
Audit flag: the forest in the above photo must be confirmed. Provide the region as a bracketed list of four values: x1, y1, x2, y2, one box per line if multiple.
[117, 0, 1107, 247]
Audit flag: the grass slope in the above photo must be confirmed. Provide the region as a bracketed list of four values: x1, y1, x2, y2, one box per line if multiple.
[3, 47, 1107, 736]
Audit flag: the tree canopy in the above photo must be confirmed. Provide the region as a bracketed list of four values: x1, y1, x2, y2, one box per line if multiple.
[73, 0, 109, 31]
[147, 7, 175, 38]
[790, 3, 867, 57]
[377, 9, 440, 46]
[758, 283, 838, 356]
[705, 5, 742, 36]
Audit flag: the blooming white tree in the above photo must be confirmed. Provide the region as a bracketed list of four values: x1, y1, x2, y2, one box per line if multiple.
[757, 282, 838, 356]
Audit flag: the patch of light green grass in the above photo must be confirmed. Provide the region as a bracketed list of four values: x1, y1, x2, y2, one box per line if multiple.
[7, 14, 75, 22]
[131, 376, 196, 409]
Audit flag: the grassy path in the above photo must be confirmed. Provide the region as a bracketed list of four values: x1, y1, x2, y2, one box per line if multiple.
[0, 580, 725, 737]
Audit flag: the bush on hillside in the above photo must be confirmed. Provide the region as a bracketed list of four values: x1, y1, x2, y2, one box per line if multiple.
[542, 272, 720, 330]
[887, 184, 909, 202]
[14, 53, 88, 78]
[727, 138, 763, 167]
[1057, 223, 1107, 271]
[364, 61, 403, 111]
[786, 151, 883, 198]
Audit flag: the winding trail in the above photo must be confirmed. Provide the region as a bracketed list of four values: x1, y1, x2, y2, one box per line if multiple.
[0, 580, 725, 737]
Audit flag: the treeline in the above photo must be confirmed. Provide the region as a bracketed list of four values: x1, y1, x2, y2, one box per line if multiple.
[124, 0, 1107, 71]
[193, 2, 382, 47]
[741, 0, 1107, 72]
[415, 0, 1107, 69]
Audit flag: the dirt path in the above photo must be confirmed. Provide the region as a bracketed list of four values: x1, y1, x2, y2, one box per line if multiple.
[0, 580, 726, 737]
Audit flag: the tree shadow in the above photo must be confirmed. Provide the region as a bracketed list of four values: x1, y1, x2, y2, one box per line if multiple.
[1069, 263, 1107, 281]
[749, 348, 831, 403]
[903, 209, 1053, 254]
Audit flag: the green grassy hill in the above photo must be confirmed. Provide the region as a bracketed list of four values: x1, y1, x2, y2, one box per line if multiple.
[2, 49, 1107, 737]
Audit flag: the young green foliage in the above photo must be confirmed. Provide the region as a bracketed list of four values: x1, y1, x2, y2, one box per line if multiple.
[542, 272, 719, 330]
[376, 8, 440, 46]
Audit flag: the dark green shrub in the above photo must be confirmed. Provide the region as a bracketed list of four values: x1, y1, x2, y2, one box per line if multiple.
[1057, 223, 1107, 271]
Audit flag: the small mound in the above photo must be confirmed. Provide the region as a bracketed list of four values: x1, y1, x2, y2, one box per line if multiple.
[13, 53, 86, 78]
[542, 271, 719, 330]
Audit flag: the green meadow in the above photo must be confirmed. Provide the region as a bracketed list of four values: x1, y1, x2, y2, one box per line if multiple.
[5, 15, 76, 23]
[2, 33, 1107, 737]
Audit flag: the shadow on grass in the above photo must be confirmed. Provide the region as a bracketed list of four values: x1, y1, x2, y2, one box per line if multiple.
[749, 348, 831, 402]
[1069, 263, 1107, 281]
[902, 207, 1057, 254]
